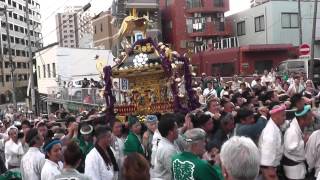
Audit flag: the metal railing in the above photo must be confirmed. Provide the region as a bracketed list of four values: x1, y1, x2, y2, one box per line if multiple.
[47, 87, 105, 105]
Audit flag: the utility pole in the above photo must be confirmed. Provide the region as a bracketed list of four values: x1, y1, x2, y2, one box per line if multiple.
[298, 0, 303, 45]
[310, 0, 318, 80]
[0, 20, 4, 87]
[2, 6, 17, 108]
[25, 0, 35, 112]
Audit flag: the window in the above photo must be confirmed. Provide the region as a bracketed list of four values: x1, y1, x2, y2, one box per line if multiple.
[6, 75, 11, 82]
[237, 21, 245, 36]
[23, 63, 27, 68]
[47, 64, 51, 78]
[14, 25, 18, 32]
[19, 4, 22, 10]
[287, 61, 304, 69]
[12, 1, 16, 7]
[9, 24, 13, 30]
[20, 27, 24, 33]
[19, 15, 23, 21]
[16, 50, 20, 56]
[255, 15, 265, 32]
[166, 0, 173, 6]
[282, 13, 298, 28]
[2, 34, 6, 41]
[17, 62, 21, 68]
[52, 63, 56, 77]
[5, 62, 10, 68]
[43, 65, 46, 78]
[3, 48, 8, 55]
[100, 24, 103, 32]
[214, 0, 224, 7]
[22, 50, 26, 57]
[38, 65, 40, 78]
[186, 0, 202, 9]
[8, 0, 11, 5]
[13, 13, 17, 19]
[94, 25, 96, 34]
[10, 36, 14, 43]
[17, 74, 22, 81]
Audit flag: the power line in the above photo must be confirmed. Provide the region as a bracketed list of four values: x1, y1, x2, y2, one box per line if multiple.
[9, 0, 80, 52]
[35, 18, 94, 79]
[40, 0, 71, 24]
[34, 0, 93, 46]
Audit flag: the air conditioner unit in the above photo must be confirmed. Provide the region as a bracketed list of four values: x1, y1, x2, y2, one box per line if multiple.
[195, 37, 202, 42]
[217, 13, 223, 18]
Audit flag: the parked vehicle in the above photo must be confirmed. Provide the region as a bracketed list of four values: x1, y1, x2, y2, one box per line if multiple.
[276, 58, 320, 83]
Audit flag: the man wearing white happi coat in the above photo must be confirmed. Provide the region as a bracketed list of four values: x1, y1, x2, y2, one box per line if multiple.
[85, 126, 119, 180]
[259, 105, 286, 180]
[283, 105, 314, 179]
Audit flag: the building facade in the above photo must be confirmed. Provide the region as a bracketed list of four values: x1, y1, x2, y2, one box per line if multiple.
[92, 11, 117, 50]
[221, 0, 319, 74]
[0, 0, 42, 104]
[229, 0, 320, 57]
[35, 44, 114, 113]
[56, 6, 93, 48]
[160, 0, 232, 54]
[109, 0, 162, 53]
[160, 0, 308, 76]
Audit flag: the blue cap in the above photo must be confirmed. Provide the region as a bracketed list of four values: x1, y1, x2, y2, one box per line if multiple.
[146, 115, 158, 123]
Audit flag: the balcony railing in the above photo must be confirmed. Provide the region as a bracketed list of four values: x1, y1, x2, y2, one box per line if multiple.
[188, 21, 231, 37]
[47, 87, 105, 106]
[186, 0, 227, 13]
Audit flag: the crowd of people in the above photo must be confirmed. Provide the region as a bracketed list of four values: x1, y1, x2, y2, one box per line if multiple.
[0, 69, 320, 180]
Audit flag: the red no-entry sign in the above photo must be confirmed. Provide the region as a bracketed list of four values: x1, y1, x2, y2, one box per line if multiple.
[300, 44, 310, 56]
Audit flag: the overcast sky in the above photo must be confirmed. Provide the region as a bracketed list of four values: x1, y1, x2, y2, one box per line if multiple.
[39, 0, 251, 46]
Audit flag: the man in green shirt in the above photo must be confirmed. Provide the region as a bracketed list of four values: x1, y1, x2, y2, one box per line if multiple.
[172, 128, 223, 180]
[124, 116, 144, 155]
[74, 123, 94, 173]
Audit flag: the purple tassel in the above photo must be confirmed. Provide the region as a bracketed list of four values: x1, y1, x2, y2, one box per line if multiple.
[181, 56, 201, 111]
[103, 66, 116, 124]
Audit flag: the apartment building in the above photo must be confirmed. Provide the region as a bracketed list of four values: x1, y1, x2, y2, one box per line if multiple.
[56, 6, 93, 48]
[0, 0, 42, 104]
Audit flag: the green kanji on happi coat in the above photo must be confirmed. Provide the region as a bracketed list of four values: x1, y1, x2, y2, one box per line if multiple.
[172, 152, 223, 180]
